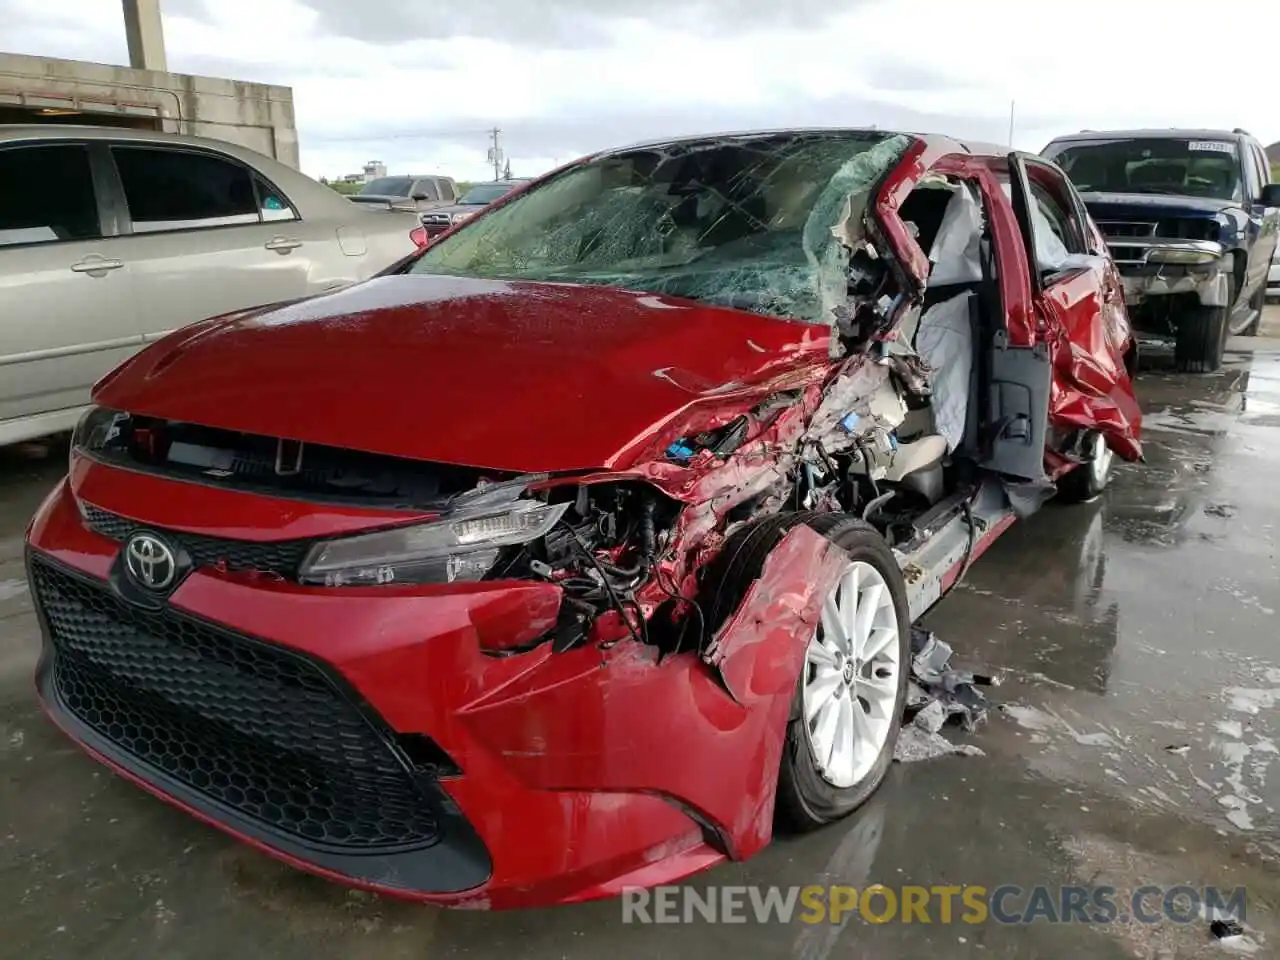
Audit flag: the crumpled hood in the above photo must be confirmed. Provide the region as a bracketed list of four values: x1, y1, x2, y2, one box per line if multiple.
[1079, 191, 1237, 220]
[94, 275, 831, 473]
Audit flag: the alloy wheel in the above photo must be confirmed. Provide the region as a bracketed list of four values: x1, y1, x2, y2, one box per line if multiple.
[802, 560, 901, 788]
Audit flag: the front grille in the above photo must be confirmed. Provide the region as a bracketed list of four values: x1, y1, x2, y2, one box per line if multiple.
[81, 503, 312, 579]
[1097, 220, 1157, 239]
[1107, 244, 1147, 266]
[31, 556, 440, 851]
[1157, 218, 1219, 242]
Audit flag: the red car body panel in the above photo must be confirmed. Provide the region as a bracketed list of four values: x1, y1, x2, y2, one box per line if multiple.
[28, 479, 844, 907]
[25, 129, 1144, 909]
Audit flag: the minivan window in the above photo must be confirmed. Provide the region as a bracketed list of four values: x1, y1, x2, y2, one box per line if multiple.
[113, 147, 261, 233]
[0, 144, 101, 247]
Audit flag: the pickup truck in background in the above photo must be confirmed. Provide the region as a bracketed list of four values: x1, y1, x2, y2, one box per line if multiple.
[348, 174, 461, 214]
[0, 126, 421, 447]
[1042, 128, 1280, 372]
[419, 178, 532, 237]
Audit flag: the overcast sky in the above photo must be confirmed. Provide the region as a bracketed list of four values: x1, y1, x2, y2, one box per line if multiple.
[5, 0, 1278, 182]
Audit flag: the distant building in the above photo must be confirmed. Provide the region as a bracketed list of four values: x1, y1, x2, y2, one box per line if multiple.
[0, 49, 299, 168]
[362, 160, 387, 182]
[340, 173, 363, 184]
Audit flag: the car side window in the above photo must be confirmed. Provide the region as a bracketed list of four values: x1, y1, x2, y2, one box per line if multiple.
[0, 143, 101, 247]
[1031, 184, 1077, 249]
[1240, 143, 1263, 201]
[254, 174, 297, 222]
[439, 178, 457, 201]
[1000, 172, 1083, 273]
[1251, 143, 1271, 188]
[415, 179, 440, 201]
[112, 146, 261, 233]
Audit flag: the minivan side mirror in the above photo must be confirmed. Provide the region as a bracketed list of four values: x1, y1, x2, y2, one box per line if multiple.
[1259, 184, 1280, 208]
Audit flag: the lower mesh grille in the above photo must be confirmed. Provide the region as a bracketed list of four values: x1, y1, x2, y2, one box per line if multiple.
[31, 556, 439, 851]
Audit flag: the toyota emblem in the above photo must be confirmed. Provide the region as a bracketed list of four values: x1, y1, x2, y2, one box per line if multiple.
[124, 532, 177, 591]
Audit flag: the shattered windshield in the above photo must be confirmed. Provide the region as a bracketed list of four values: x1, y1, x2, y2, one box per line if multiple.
[1045, 138, 1243, 202]
[407, 132, 912, 325]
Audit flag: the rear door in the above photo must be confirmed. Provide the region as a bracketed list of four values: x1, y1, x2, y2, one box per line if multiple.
[105, 143, 317, 345]
[1003, 152, 1142, 461]
[0, 140, 141, 436]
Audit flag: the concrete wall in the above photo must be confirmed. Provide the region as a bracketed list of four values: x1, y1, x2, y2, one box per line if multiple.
[0, 51, 299, 168]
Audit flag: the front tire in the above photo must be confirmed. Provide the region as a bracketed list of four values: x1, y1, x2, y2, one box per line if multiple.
[1056, 430, 1115, 504]
[775, 517, 910, 831]
[1175, 301, 1229, 373]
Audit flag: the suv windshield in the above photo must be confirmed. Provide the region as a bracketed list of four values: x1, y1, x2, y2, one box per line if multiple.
[407, 131, 911, 324]
[1044, 137, 1243, 201]
[459, 182, 516, 205]
[361, 177, 414, 197]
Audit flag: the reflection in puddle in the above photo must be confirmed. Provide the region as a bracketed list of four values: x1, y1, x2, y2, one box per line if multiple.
[1104, 353, 1280, 548]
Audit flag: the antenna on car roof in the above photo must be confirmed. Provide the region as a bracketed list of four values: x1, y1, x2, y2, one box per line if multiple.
[1233, 128, 1251, 136]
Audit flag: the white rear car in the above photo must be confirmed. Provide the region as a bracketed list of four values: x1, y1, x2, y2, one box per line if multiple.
[0, 126, 419, 446]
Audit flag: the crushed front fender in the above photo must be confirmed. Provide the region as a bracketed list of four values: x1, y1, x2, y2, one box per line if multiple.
[458, 523, 847, 862]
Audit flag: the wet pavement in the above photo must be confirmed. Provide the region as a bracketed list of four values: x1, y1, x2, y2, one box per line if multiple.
[3, 311, 1280, 959]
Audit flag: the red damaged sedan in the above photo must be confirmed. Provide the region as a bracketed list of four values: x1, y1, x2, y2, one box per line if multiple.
[25, 129, 1142, 909]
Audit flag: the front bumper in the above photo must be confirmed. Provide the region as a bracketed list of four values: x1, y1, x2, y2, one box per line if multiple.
[1116, 261, 1230, 309]
[23, 468, 813, 907]
[421, 213, 474, 236]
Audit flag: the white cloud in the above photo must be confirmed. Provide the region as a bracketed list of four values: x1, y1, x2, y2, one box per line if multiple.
[3, 0, 1276, 182]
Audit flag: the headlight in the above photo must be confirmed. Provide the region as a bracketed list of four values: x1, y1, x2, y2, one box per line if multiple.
[1146, 242, 1224, 266]
[299, 499, 569, 586]
[71, 406, 127, 460]
[450, 210, 474, 223]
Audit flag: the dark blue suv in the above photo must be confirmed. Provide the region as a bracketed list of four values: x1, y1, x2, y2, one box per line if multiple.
[1042, 129, 1280, 372]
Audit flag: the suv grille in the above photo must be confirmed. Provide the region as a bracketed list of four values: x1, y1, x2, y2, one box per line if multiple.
[81, 503, 312, 579]
[1096, 220, 1157, 239]
[31, 556, 440, 851]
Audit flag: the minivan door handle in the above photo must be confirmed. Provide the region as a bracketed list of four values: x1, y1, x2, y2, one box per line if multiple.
[265, 236, 303, 254]
[69, 256, 125, 277]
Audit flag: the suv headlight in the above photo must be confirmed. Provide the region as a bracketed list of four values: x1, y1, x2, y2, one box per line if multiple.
[450, 210, 475, 223]
[1146, 241, 1224, 266]
[299, 499, 569, 586]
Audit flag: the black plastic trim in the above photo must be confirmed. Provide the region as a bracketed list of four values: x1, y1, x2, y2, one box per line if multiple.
[27, 548, 493, 895]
